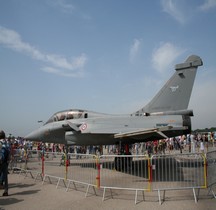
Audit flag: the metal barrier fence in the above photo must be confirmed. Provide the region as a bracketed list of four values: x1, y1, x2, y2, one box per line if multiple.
[206, 150, 216, 198]
[65, 153, 98, 193]
[11, 149, 215, 204]
[151, 153, 207, 204]
[99, 155, 151, 203]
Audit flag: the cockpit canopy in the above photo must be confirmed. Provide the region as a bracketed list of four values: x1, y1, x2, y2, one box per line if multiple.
[45, 109, 87, 124]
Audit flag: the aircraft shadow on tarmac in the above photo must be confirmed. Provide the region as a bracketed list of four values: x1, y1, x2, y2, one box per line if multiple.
[67, 156, 203, 182]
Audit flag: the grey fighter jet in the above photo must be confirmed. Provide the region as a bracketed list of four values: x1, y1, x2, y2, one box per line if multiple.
[25, 55, 203, 146]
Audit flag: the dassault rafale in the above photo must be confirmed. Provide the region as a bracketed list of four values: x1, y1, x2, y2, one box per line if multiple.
[25, 55, 203, 150]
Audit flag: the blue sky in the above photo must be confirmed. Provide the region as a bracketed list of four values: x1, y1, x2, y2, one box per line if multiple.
[0, 0, 216, 137]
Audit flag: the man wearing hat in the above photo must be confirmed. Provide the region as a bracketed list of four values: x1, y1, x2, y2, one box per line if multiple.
[0, 130, 9, 196]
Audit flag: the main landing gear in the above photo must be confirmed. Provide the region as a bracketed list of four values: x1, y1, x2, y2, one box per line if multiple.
[114, 142, 133, 172]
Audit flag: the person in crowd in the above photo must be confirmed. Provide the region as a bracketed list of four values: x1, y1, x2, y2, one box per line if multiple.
[0, 130, 9, 196]
[200, 139, 205, 154]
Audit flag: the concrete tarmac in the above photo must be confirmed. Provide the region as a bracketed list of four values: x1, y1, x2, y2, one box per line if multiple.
[0, 173, 215, 210]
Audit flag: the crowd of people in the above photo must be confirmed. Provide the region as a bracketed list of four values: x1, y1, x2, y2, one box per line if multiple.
[128, 132, 216, 157]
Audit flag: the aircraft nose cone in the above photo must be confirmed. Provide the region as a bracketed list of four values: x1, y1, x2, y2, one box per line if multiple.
[25, 129, 42, 141]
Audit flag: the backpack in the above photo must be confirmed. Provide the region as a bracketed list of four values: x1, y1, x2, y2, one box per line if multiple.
[1, 147, 10, 164]
[2, 147, 10, 163]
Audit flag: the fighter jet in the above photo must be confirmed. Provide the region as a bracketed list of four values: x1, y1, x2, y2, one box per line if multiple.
[25, 55, 203, 146]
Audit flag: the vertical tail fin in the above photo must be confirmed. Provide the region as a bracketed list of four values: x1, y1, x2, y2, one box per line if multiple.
[134, 55, 203, 115]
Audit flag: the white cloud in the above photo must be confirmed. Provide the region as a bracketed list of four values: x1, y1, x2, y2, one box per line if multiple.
[41, 66, 84, 77]
[161, 0, 186, 24]
[48, 0, 92, 20]
[129, 39, 142, 63]
[48, 0, 75, 13]
[151, 42, 185, 73]
[199, 0, 216, 11]
[0, 26, 87, 77]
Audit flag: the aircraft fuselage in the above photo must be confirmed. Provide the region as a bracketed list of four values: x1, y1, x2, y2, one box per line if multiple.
[26, 110, 190, 145]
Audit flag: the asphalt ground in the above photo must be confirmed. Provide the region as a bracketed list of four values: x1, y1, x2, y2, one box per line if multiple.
[0, 172, 215, 210]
